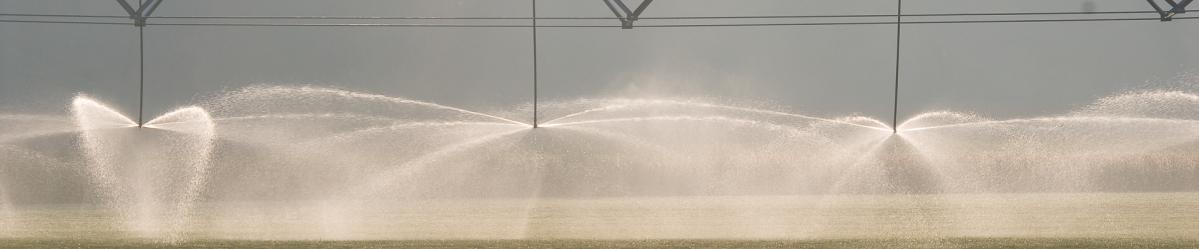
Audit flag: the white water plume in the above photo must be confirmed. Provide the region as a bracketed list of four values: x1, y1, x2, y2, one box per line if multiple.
[73, 96, 216, 240]
[0, 85, 1195, 240]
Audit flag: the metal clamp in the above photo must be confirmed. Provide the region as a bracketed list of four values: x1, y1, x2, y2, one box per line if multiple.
[116, 0, 163, 27]
[602, 0, 653, 29]
[1147, 0, 1193, 21]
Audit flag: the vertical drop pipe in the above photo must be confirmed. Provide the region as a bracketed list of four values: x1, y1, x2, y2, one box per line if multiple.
[137, 0, 145, 127]
[531, 0, 539, 128]
[891, 0, 902, 133]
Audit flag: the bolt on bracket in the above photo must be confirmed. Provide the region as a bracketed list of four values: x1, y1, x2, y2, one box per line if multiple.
[1147, 0, 1193, 21]
[602, 0, 653, 29]
[116, 0, 163, 27]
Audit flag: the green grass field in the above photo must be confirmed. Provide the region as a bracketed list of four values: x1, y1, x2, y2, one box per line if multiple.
[2, 238, 1197, 249]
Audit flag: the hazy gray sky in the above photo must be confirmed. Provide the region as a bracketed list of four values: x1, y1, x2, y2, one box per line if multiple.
[2, 0, 1198, 126]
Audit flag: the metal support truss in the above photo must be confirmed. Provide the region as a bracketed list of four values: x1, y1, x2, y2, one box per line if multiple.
[1148, 0, 1193, 21]
[602, 0, 653, 29]
[116, 0, 163, 27]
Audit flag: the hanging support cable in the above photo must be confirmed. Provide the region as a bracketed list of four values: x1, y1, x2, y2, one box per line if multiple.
[602, 0, 653, 29]
[116, 0, 162, 26]
[1147, 0, 1193, 21]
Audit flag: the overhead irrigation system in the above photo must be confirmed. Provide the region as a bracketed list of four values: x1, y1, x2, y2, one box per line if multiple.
[1, 0, 1196, 130]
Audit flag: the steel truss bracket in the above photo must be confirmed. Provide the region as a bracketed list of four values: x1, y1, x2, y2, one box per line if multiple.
[116, 0, 163, 27]
[602, 0, 653, 29]
[1147, 0, 1193, 21]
